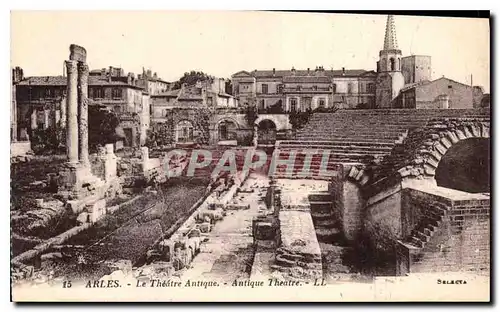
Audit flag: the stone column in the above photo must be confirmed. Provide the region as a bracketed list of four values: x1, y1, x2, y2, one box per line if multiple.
[30, 110, 37, 130]
[65, 60, 79, 163]
[43, 110, 50, 129]
[78, 62, 90, 167]
[60, 97, 67, 129]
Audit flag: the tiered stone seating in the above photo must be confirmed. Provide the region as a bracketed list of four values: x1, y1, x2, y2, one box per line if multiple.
[162, 147, 249, 180]
[274, 109, 490, 179]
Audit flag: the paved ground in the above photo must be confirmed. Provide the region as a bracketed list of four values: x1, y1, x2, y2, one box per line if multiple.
[180, 174, 269, 282]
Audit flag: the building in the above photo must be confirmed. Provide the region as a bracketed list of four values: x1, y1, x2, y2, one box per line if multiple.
[15, 66, 151, 147]
[11, 67, 24, 141]
[232, 67, 378, 111]
[396, 77, 484, 109]
[150, 79, 238, 122]
[232, 15, 486, 111]
[136, 68, 171, 95]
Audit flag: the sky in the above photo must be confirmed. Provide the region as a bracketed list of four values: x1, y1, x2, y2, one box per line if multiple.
[11, 11, 490, 92]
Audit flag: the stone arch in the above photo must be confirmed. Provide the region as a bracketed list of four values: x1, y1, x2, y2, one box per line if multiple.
[422, 123, 490, 181]
[216, 117, 240, 141]
[255, 115, 279, 128]
[390, 58, 396, 71]
[175, 119, 195, 143]
[256, 118, 277, 145]
[434, 138, 489, 193]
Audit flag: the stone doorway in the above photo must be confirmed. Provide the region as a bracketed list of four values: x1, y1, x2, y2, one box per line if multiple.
[435, 138, 490, 193]
[257, 119, 277, 145]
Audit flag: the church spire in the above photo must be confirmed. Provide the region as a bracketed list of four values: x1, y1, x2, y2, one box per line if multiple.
[383, 15, 398, 50]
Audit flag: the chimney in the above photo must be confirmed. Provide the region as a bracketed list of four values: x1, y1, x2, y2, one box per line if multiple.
[127, 72, 132, 85]
[108, 66, 112, 82]
[154, 72, 157, 79]
[273, 68, 276, 76]
[342, 67, 345, 76]
[291, 67, 296, 75]
[307, 68, 310, 75]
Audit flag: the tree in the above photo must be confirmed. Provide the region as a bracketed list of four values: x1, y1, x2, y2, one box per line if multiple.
[173, 71, 214, 89]
[289, 108, 312, 130]
[88, 105, 121, 152]
[244, 103, 258, 126]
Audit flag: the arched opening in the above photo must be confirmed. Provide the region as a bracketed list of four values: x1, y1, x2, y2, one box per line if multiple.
[176, 120, 194, 143]
[257, 119, 277, 145]
[435, 138, 490, 193]
[390, 58, 396, 71]
[218, 119, 238, 141]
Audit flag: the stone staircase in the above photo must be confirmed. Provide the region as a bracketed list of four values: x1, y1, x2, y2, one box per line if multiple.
[308, 193, 342, 244]
[403, 204, 449, 249]
[274, 109, 490, 179]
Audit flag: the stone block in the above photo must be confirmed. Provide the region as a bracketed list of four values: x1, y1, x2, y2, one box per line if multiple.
[463, 126, 474, 138]
[69, 44, 87, 62]
[446, 131, 459, 144]
[76, 212, 90, 224]
[440, 137, 452, 149]
[434, 142, 447, 155]
[424, 164, 436, 176]
[470, 124, 481, 137]
[88, 199, 106, 223]
[481, 125, 490, 138]
[197, 222, 211, 233]
[455, 129, 466, 140]
[254, 222, 275, 241]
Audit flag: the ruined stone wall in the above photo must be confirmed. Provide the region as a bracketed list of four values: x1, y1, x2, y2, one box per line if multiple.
[150, 108, 212, 146]
[342, 180, 364, 241]
[405, 191, 490, 273]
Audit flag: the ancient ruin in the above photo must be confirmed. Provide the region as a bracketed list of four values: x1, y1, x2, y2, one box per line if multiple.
[10, 13, 491, 302]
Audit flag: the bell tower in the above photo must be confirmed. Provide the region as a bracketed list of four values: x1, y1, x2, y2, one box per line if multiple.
[375, 15, 405, 108]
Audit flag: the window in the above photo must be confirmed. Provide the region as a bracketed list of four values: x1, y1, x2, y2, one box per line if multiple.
[448, 85, 453, 89]
[94, 88, 104, 99]
[318, 98, 326, 108]
[112, 88, 122, 99]
[207, 97, 213, 106]
[332, 84, 337, 93]
[177, 120, 194, 143]
[290, 98, 298, 112]
[390, 58, 396, 71]
[261, 84, 268, 94]
[277, 84, 284, 94]
[44, 88, 54, 98]
[313, 85, 318, 91]
[259, 99, 265, 110]
[114, 105, 121, 113]
[303, 97, 312, 111]
[348, 83, 353, 94]
[296, 85, 301, 91]
[367, 83, 375, 93]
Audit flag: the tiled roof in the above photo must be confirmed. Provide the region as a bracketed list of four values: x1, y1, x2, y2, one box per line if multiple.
[16, 75, 143, 89]
[17, 76, 67, 86]
[400, 80, 431, 92]
[283, 75, 331, 84]
[234, 69, 374, 78]
[152, 89, 181, 97]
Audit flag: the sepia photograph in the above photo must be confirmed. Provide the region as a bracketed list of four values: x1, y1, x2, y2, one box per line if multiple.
[9, 10, 491, 302]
